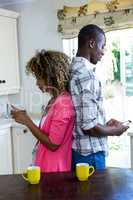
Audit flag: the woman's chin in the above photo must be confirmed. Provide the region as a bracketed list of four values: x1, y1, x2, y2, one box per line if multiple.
[38, 87, 45, 93]
[42, 89, 46, 93]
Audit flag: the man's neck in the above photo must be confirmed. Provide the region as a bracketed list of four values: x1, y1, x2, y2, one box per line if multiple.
[76, 49, 90, 61]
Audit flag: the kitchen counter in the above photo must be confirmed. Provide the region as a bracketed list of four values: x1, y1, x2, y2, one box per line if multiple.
[0, 168, 133, 200]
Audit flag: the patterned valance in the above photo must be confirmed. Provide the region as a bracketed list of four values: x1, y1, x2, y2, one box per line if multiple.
[57, 0, 133, 39]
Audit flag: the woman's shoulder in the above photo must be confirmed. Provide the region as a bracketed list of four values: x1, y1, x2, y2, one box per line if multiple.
[56, 92, 72, 102]
[48, 92, 75, 119]
[53, 92, 74, 109]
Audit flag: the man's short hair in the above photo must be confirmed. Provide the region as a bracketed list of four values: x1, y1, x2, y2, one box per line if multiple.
[78, 24, 105, 48]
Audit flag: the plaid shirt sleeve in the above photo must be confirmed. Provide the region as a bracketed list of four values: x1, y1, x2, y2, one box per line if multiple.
[75, 72, 101, 130]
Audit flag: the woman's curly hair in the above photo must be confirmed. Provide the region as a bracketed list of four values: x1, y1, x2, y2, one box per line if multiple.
[26, 50, 70, 97]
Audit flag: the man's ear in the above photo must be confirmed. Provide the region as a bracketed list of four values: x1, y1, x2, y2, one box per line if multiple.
[89, 39, 96, 49]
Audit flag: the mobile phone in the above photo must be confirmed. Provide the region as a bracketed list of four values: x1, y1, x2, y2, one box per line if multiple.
[122, 120, 132, 126]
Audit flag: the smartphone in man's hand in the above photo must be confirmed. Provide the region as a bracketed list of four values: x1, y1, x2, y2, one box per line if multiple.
[122, 120, 132, 126]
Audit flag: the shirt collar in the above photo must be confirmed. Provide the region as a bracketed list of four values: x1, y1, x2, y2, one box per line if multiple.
[72, 57, 95, 71]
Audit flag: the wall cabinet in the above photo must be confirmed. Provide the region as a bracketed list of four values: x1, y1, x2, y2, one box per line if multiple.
[0, 128, 13, 175]
[0, 8, 20, 95]
[12, 127, 37, 174]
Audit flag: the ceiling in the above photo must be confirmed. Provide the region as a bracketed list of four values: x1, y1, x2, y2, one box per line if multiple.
[0, 0, 32, 7]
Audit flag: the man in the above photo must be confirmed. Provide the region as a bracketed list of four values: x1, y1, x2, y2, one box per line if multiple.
[70, 24, 129, 170]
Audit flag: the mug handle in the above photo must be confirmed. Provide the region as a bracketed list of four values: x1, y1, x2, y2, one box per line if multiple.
[22, 171, 29, 182]
[88, 166, 95, 177]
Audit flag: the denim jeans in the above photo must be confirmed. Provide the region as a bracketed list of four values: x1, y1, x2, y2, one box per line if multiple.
[72, 149, 105, 170]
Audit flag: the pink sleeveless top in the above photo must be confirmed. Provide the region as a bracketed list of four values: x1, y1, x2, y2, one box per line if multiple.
[35, 92, 75, 172]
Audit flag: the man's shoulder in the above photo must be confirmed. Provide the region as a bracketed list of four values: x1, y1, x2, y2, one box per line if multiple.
[71, 59, 86, 71]
[71, 63, 94, 82]
[71, 57, 94, 76]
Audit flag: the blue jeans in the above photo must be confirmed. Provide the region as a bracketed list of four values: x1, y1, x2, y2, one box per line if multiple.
[72, 149, 105, 170]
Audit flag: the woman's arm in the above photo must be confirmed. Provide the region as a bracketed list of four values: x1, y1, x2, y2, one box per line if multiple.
[11, 110, 59, 151]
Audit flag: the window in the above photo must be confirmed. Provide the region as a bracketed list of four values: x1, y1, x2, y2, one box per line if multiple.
[63, 38, 77, 60]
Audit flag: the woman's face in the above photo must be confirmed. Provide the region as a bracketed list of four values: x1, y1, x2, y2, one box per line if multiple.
[36, 78, 58, 96]
[36, 78, 46, 92]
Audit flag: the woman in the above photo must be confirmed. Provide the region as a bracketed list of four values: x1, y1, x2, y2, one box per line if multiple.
[11, 50, 75, 172]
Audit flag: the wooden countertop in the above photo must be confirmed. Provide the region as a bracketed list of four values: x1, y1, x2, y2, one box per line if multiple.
[0, 168, 133, 200]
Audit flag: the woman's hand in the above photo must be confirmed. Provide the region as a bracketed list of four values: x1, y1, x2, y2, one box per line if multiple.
[11, 106, 31, 125]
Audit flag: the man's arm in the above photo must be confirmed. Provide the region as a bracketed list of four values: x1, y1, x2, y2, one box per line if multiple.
[82, 120, 129, 137]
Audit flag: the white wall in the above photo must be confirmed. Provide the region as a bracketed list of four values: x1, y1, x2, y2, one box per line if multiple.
[0, 0, 88, 115]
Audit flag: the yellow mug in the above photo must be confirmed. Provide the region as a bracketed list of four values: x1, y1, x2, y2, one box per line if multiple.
[76, 163, 95, 181]
[22, 166, 41, 184]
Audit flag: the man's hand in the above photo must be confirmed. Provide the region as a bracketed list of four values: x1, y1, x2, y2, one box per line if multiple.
[106, 118, 129, 136]
[106, 118, 121, 126]
[109, 123, 129, 136]
[83, 118, 129, 137]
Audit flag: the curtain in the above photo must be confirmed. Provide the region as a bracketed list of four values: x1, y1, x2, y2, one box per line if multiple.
[57, 1, 133, 39]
